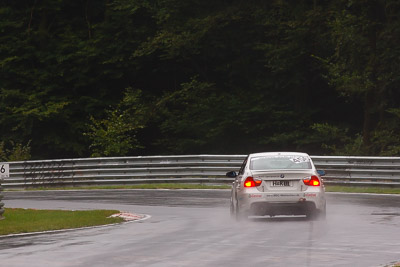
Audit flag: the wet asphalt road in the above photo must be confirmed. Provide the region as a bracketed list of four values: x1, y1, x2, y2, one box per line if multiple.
[1, 190, 400, 267]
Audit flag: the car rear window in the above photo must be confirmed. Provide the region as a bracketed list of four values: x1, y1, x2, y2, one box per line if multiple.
[250, 155, 311, 170]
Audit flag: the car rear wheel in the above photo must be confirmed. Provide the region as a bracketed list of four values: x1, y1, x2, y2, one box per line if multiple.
[235, 203, 249, 221]
[230, 197, 235, 218]
[231, 198, 247, 221]
[306, 209, 318, 220]
[319, 203, 327, 220]
[306, 204, 326, 221]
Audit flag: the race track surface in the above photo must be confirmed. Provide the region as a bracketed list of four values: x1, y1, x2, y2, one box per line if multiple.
[1, 190, 400, 267]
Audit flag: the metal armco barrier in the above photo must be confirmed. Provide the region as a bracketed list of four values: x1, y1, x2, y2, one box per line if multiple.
[311, 156, 400, 187]
[2, 155, 400, 189]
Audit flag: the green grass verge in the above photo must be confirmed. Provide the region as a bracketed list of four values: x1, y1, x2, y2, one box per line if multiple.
[325, 185, 400, 194]
[8, 183, 231, 191]
[0, 208, 124, 236]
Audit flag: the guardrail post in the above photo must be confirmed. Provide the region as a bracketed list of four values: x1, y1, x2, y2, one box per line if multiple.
[1, 163, 9, 220]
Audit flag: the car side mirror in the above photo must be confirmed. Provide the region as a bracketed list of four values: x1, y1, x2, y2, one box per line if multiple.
[317, 170, 326, 176]
[226, 171, 237, 178]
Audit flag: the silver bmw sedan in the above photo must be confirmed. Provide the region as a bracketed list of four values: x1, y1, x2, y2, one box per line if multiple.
[226, 152, 326, 220]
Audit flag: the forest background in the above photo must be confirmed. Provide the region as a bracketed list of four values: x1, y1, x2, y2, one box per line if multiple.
[1, 0, 400, 161]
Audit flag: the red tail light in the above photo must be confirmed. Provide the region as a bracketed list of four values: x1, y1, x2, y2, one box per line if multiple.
[244, 177, 262, 187]
[303, 176, 321, 186]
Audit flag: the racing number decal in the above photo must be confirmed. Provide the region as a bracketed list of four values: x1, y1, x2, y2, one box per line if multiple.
[0, 164, 9, 178]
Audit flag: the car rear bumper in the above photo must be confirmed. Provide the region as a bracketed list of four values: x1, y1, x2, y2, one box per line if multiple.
[249, 201, 317, 216]
[238, 190, 325, 215]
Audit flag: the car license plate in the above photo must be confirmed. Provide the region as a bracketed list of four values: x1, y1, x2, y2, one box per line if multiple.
[271, 180, 291, 187]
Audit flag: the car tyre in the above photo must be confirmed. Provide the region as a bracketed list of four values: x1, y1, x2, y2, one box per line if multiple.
[230, 197, 235, 219]
[235, 204, 248, 221]
[306, 208, 318, 221]
[307, 204, 326, 221]
[319, 203, 327, 220]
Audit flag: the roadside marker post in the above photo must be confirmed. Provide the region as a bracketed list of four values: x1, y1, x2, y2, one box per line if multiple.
[0, 163, 9, 220]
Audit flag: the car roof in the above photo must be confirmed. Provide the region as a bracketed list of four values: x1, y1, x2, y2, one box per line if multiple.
[249, 152, 310, 158]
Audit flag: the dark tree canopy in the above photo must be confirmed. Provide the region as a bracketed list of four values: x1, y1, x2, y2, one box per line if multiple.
[1, 0, 399, 160]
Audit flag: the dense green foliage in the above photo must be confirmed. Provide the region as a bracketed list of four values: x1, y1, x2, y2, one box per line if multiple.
[1, 0, 399, 159]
